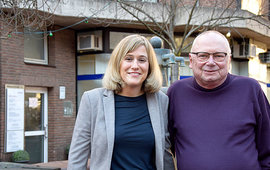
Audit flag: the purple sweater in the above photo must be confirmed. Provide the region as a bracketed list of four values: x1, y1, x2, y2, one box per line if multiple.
[167, 74, 270, 170]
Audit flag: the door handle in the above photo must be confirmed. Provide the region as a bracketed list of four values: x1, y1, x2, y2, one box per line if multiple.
[44, 124, 48, 139]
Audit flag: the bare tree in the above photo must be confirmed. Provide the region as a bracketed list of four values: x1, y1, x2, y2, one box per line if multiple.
[116, 0, 270, 56]
[0, 0, 62, 39]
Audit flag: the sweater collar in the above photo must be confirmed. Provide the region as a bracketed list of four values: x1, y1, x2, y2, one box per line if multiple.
[193, 73, 231, 92]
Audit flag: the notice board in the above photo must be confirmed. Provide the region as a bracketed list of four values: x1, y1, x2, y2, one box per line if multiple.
[5, 84, 25, 153]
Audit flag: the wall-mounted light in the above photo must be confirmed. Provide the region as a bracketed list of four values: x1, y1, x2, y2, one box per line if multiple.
[226, 31, 231, 38]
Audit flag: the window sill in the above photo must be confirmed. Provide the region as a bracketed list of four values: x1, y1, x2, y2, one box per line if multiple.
[24, 62, 56, 68]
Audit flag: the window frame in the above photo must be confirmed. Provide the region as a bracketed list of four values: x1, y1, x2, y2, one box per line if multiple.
[24, 29, 48, 65]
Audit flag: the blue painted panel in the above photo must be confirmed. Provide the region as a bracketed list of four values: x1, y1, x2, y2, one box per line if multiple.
[180, 76, 192, 80]
[77, 74, 104, 81]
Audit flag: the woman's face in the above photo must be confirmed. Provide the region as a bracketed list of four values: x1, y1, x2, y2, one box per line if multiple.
[120, 45, 149, 91]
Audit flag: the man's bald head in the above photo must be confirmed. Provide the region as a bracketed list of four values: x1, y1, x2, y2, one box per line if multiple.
[191, 30, 231, 54]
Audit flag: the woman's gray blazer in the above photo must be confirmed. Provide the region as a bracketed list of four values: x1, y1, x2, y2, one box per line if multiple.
[68, 88, 175, 170]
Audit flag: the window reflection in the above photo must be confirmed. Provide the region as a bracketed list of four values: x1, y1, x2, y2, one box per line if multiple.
[24, 93, 44, 131]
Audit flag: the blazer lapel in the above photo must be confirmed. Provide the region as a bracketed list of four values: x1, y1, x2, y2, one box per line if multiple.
[103, 89, 115, 161]
[146, 93, 163, 168]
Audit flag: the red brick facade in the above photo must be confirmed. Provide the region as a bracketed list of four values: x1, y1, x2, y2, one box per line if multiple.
[0, 26, 76, 162]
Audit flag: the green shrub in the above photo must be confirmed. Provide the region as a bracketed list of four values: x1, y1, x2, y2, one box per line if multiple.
[11, 150, 30, 162]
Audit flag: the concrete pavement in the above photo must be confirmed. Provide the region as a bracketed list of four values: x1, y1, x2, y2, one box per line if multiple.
[0, 162, 61, 170]
[34, 160, 68, 170]
[35, 159, 90, 170]
[0, 159, 90, 169]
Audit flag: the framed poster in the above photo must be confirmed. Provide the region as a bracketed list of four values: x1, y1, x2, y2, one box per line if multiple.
[5, 84, 25, 153]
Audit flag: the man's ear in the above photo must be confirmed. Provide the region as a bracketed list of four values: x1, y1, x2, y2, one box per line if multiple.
[227, 54, 231, 70]
[189, 54, 193, 69]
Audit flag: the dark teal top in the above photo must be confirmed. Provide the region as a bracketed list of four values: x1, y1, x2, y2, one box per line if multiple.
[111, 94, 155, 170]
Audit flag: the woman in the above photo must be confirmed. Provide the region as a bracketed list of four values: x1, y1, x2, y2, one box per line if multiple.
[68, 34, 175, 170]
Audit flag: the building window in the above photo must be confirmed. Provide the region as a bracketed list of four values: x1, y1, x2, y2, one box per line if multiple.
[236, 0, 241, 9]
[24, 28, 48, 65]
[142, 0, 158, 2]
[109, 32, 153, 50]
[196, 0, 200, 7]
[77, 55, 96, 75]
[269, 0, 270, 20]
[174, 36, 195, 53]
[123, 0, 158, 2]
[77, 54, 106, 108]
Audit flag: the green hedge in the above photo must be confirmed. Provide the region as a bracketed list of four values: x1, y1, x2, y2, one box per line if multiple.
[11, 150, 30, 162]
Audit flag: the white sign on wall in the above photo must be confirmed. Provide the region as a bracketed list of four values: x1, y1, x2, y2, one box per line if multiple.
[59, 86, 66, 99]
[6, 131, 24, 152]
[5, 84, 25, 153]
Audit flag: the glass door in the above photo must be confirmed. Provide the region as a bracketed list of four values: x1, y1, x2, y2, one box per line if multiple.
[24, 88, 48, 163]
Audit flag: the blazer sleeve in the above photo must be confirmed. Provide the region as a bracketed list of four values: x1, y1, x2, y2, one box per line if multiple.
[67, 92, 92, 169]
[160, 92, 176, 170]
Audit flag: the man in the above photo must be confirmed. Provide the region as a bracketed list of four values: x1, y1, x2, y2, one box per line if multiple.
[167, 30, 270, 170]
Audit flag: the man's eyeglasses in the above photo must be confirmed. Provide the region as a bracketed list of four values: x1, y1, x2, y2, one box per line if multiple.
[190, 52, 227, 62]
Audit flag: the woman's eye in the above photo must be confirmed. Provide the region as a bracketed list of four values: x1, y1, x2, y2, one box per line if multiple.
[139, 58, 146, 62]
[125, 57, 133, 61]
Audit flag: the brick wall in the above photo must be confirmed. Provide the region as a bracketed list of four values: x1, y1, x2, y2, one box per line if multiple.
[0, 25, 77, 162]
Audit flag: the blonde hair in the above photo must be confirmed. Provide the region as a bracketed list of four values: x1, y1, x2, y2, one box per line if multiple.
[102, 34, 162, 93]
